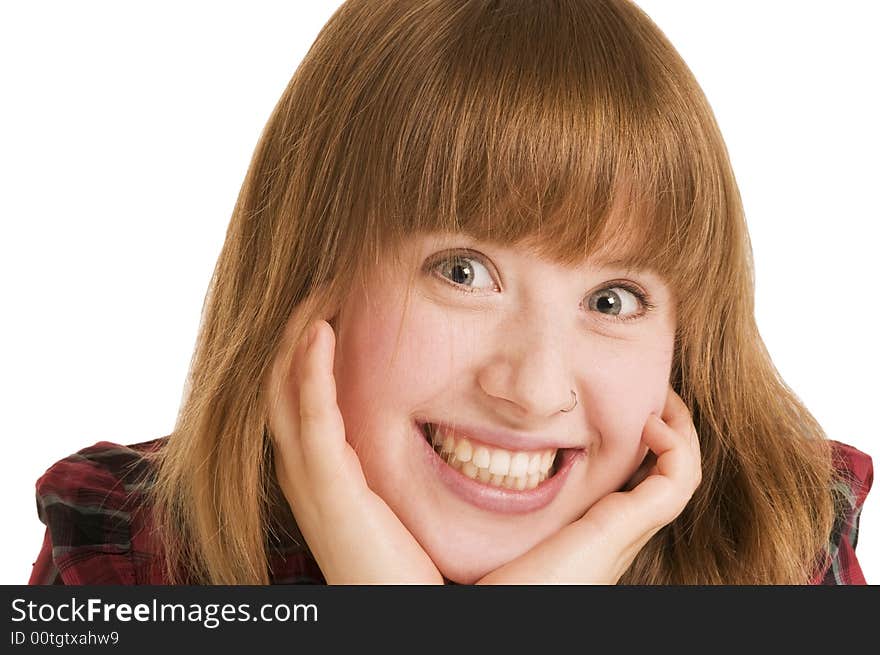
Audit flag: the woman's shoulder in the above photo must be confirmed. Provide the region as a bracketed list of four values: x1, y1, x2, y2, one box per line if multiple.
[814, 439, 874, 584]
[31, 437, 324, 585]
[829, 440, 873, 493]
[35, 437, 164, 493]
[30, 437, 168, 585]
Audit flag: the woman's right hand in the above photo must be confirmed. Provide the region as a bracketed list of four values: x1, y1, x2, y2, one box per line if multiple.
[268, 318, 444, 584]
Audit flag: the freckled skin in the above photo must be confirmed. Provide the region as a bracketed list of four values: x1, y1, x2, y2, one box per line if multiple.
[332, 233, 676, 583]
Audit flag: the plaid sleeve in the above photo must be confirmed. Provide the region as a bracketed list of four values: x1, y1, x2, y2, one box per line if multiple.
[813, 440, 873, 585]
[30, 437, 325, 585]
[29, 442, 145, 585]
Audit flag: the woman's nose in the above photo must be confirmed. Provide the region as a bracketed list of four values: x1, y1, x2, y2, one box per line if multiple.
[476, 324, 576, 420]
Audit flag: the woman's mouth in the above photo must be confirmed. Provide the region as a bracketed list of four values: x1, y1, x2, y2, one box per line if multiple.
[415, 420, 583, 514]
[420, 422, 559, 490]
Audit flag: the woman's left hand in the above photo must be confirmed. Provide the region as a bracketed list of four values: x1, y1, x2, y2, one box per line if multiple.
[475, 385, 701, 584]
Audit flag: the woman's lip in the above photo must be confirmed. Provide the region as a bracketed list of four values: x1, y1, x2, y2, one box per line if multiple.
[419, 419, 581, 452]
[414, 420, 583, 514]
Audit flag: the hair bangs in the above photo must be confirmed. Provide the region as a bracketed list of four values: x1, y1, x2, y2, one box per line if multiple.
[331, 0, 728, 306]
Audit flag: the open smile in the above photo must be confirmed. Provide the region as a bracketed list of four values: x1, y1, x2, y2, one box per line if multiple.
[415, 420, 584, 514]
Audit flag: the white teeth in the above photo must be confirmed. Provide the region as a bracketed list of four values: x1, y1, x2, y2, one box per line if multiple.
[473, 446, 491, 469]
[461, 461, 478, 479]
[489, 450, 511, 476]
[425, 423, 561, 491]
[527, 453, 541, 475]
[454, 440, 473, 463]
[509, 452, 529, 478]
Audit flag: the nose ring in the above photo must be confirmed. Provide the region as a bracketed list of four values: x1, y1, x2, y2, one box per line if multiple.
[560, 390, 578, 413]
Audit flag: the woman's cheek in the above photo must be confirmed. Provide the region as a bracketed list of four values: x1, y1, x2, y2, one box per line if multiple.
[385, 304, 483, 388]
[587, 351, 671, 452]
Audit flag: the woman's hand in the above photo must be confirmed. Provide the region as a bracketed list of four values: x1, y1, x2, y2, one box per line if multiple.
[476, 385, 702, 584]
[268, 318, 443, 584]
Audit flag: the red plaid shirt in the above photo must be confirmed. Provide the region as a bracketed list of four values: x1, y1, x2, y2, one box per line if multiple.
[29, 437, 872, 585]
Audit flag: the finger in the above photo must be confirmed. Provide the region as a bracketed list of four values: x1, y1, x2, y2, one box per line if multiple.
[298, 320, 348, 475]
[267, 320, 314, 450]
[642, 414, 702, 494]
[630, 413, 701, 520]
[641, 414, 691, 481]
[268, 321, 321, 508]
[659, 386, 702, 480]
[660, 386, 698, 450]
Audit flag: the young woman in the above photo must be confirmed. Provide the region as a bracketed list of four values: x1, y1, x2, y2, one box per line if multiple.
[30, 0, 871, 585]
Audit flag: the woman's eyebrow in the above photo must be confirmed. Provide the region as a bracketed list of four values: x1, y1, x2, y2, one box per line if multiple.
[591, 263, 671, 294]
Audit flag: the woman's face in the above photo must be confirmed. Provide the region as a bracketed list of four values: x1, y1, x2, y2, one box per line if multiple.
[332, 231, 676, 583]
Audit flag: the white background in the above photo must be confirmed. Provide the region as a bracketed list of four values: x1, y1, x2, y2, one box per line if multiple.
[1, 1, 876, 584]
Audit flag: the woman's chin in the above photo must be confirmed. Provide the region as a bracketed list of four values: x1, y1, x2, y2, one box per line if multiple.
[423, 535, 539, 584]
[435, 555, 505, 585]
[403, 491, 592, 583]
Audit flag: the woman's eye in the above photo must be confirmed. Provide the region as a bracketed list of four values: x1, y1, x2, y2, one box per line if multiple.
[431, 253, 498, 291]
[587, 286, 644, 318]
